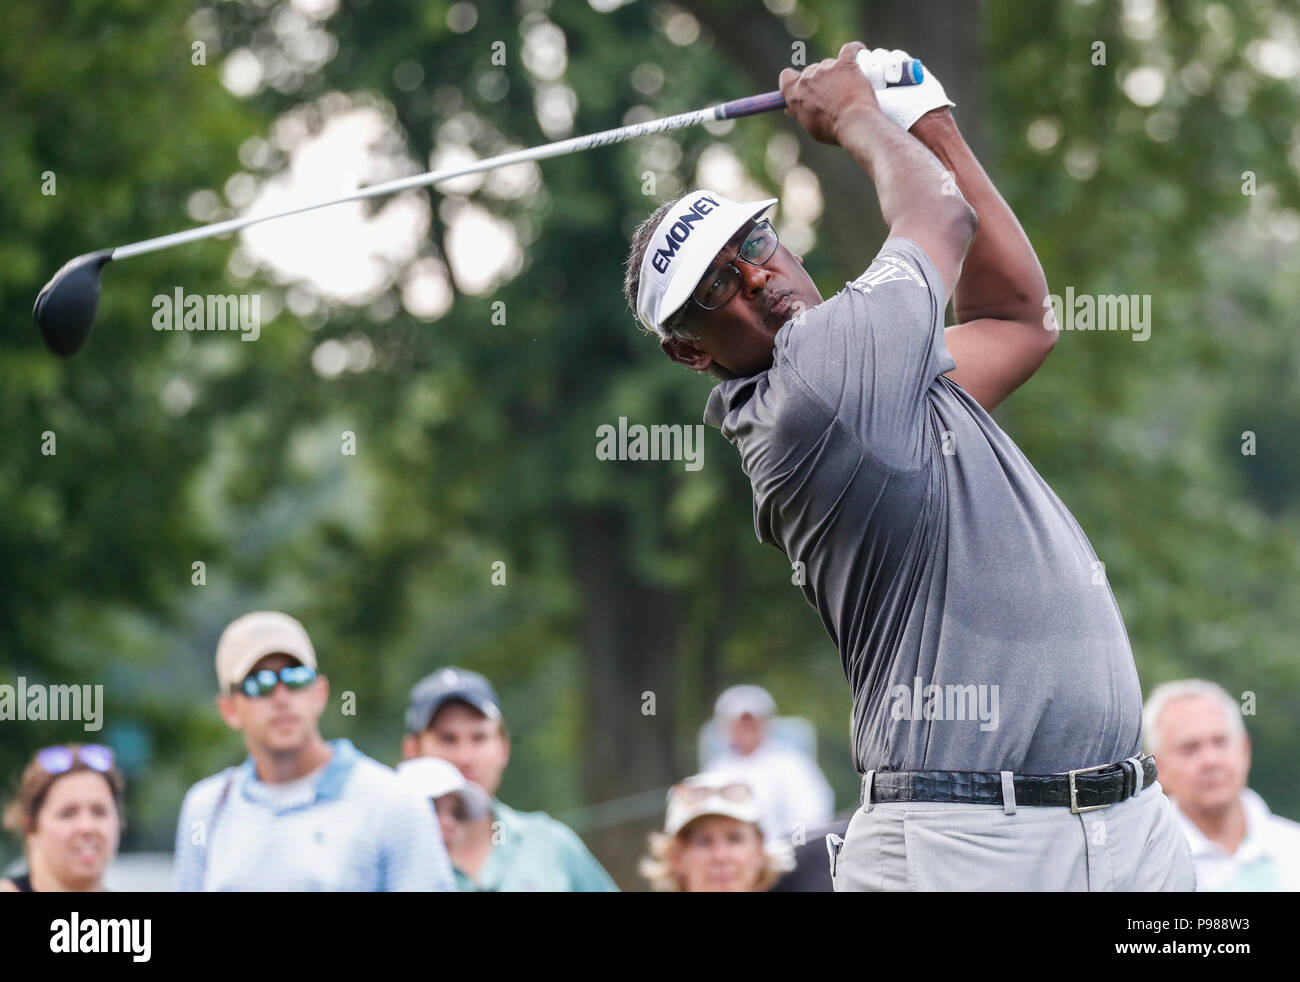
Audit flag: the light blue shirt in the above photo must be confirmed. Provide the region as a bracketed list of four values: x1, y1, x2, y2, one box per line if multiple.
[453, 801, 618, 892]
[173, 738, 454, 891]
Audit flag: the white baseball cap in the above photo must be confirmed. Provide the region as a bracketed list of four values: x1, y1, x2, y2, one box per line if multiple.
[713, 684, 777, 721]
[663, 773, 762, 837]
[394, 757, 492, 820]
[635, 189, 778, 337]
[215, 611, 317, 691]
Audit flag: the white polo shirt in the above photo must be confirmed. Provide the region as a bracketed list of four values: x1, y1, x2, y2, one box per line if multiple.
[1174, 788, 1300, 891]
[173, 738, 454, 891]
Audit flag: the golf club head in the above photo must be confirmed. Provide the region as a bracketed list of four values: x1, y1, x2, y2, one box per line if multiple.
[33, 249, 113, 358]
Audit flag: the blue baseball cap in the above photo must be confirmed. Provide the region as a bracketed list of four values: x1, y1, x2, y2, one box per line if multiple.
[405, 667, 502, 734]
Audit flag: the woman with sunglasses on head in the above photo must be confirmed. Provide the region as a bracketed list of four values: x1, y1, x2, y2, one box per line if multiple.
[1, 744, 123, 892]
[639, 773, 794, 892]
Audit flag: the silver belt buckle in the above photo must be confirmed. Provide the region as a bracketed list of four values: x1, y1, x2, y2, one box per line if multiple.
[1068, 762, 1114, 814]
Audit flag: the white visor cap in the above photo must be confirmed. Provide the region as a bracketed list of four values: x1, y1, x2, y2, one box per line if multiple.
[635, 190, 778, 337]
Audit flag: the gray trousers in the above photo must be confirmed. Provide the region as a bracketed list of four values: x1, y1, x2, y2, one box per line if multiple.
[829, 779, 1195, 891]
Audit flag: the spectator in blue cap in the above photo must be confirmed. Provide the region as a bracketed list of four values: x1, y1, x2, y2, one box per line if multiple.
[402, 667, 618, 892]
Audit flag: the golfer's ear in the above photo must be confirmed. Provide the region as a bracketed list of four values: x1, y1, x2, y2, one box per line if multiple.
[661, 336, 713, 373]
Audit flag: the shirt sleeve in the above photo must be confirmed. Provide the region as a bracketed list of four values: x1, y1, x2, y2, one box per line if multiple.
[380, 789, 456, 892]
[171, 784, 208, 893]
[777, 236, 955, 467]
[550, 822, 619, 892]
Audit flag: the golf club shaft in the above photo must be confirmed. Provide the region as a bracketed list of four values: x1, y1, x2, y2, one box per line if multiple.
[112, 60, 921, 262]
[112, 94, 786, 261]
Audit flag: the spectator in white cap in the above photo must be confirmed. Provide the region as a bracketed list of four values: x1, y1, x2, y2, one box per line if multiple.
[639, 773, 794, 892]
[173, 611, 454, 891]
[707, 684, 835, 843]
[395, 757, 492, 857]
[1145, 678, 1300, 891]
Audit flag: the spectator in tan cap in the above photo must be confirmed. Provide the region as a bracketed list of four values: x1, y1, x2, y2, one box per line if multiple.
[639, 773, 794, 892]
[172, 611, 454, 891]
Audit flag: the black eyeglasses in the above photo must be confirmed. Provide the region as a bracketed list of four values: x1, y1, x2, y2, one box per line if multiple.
[691, 220, 780, 311]
[234, 665, 318, 698]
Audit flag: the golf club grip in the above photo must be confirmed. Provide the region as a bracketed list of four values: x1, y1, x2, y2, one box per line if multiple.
[720, 57, 924, 120]
[719, 92, 789, 120]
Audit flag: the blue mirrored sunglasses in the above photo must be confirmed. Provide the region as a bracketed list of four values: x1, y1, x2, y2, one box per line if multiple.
[236, 664, 318, 698]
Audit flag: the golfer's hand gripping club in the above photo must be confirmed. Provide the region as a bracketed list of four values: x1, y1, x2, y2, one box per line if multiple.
[858, 47, 954, 131]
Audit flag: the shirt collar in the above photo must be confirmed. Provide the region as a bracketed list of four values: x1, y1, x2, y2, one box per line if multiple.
[489, 799, 523, 837]
[704, 375, 762, 431]
[1174, 787, 1269, 861]
[465, 800, 523, 892]
[237, 738, 359, 809]
[1235, 788, 1273, 861]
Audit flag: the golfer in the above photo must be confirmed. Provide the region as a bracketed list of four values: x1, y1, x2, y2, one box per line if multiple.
[623, 42, 1193, 890]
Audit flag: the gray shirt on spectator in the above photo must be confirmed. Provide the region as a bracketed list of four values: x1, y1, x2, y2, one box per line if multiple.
[704, 238, 1141, 775]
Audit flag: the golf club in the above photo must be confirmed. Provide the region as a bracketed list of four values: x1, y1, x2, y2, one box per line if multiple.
[33, 56, 922, 358]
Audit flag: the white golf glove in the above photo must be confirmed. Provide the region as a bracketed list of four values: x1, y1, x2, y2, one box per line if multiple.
[856, 47, 955, 131]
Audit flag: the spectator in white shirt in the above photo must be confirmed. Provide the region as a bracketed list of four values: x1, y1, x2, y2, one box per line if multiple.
[173, 611, 453, 891]
[1144, 678, 1300, 891]
[706, 685, 834, 843]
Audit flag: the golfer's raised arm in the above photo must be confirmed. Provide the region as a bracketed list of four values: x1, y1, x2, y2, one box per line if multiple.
[910, 108, 1054, 412]
[778, 43, 976, 302]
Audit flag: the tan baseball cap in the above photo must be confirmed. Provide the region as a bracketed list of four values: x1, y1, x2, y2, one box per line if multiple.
[215, 611, 317, 691]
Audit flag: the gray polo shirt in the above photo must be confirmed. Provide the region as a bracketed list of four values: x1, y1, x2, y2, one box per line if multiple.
[704, 238, 1141, 775]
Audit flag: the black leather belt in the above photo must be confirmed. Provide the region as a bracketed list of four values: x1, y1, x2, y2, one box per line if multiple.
[861, 754, 1157, 814]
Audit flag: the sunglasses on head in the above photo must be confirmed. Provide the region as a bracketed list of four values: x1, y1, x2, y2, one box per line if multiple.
[234, 664, 318, 698]
[36, 744, 115, 775]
